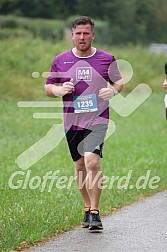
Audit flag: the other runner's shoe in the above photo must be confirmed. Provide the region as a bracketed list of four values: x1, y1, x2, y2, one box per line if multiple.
[81, 207, 90, 228]
[89, 210, 103, 230]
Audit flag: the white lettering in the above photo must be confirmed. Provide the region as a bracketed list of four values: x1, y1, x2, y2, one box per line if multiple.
[136, 170, 151, 189]
[8, 171, 25, 189]
[148, 176, 160, 189]
[117, 170, 132, 189]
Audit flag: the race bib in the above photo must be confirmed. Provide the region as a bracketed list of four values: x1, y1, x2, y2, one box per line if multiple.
[73, 94, 98, 113]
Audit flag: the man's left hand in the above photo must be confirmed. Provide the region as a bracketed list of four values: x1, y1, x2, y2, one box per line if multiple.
[98, 88, 115, 100]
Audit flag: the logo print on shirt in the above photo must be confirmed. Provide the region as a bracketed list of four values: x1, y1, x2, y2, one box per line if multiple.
[64, 61, 74, 64]
[76, 67, 92, 81]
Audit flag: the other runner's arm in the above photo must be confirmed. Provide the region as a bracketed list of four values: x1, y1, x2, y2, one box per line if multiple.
[163, 62, 167, 90]
[163, 78, 167, 90]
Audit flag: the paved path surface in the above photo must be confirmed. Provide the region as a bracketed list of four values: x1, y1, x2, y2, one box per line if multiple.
[28, 190, 167, 252]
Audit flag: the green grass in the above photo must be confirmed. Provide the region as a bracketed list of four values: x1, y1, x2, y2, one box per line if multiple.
[0, 37, 167, 251]
[0, 94, 166, 251]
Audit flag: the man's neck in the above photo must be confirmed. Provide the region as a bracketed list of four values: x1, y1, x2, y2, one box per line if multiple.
[73, 47, 96, 57]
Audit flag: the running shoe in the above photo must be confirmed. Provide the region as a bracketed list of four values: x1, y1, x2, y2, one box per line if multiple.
[81, 208, 90, 228]
[89, 210, 103, 230]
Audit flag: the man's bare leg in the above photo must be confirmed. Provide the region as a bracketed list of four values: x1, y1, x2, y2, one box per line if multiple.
[75, 156, 91, 208]
[84, 152, 103, 230]
[84, 152, 102, 210]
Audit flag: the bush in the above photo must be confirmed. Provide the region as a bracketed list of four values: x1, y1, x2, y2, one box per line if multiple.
[94, 20, 111, 44]
[0, 15, 19, 28]
[0, 15, 64, 41]
[0, 27, 32, 39]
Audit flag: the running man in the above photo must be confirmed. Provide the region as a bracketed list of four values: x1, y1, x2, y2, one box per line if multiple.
[45, 16, 123, 230]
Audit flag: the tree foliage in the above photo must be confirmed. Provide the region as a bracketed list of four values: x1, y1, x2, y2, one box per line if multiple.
[0, 0, 166, 44]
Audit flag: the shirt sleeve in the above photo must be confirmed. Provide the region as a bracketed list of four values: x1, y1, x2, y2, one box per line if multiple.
[108, 56, 122, 84]
[165, 62, 167, 75]
[46, 59, 59, 85]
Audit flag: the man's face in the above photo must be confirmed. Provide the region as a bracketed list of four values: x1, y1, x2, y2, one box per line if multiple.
[72, 24, 95, 52]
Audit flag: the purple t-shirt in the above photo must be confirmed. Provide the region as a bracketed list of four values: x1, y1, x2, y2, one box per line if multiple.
[46, 48, 121, 130]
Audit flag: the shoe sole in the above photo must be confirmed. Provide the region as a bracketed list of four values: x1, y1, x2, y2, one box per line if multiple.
[81, 224, 89, 228]
[88, 225, 103, 230]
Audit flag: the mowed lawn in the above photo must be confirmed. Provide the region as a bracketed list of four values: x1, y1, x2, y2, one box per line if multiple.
[0, 91, 166, 251]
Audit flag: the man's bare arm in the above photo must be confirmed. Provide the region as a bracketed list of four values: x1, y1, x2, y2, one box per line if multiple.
[45, 79, 74, 98]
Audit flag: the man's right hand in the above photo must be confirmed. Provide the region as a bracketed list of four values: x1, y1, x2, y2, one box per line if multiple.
[61, 78, 75, 95]
[51, 78, 74, 97]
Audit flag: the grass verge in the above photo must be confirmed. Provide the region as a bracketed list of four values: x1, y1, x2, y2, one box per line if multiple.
[0, 92, 166, 251]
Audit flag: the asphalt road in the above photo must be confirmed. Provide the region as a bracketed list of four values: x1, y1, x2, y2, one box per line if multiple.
[28, 190, 167, 252]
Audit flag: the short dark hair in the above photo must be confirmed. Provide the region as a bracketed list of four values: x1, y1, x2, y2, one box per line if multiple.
[72, 16, 94, 31]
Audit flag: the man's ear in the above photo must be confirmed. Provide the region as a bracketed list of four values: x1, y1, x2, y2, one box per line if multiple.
[72, 32, 74, 40]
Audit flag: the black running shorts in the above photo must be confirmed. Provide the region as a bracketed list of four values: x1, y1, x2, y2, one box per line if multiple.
[65, 124, 108, 161]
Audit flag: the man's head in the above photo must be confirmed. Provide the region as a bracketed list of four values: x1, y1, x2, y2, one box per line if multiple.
[72, 16, 95, 31]
[72, 16, 95, 54]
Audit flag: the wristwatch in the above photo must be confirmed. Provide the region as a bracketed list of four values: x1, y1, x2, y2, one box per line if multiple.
[111, 86, 119, 96]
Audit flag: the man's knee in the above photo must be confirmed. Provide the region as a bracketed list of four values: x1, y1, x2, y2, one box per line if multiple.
[75, 157, 85, 172]
[84, 153, 101, 172]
